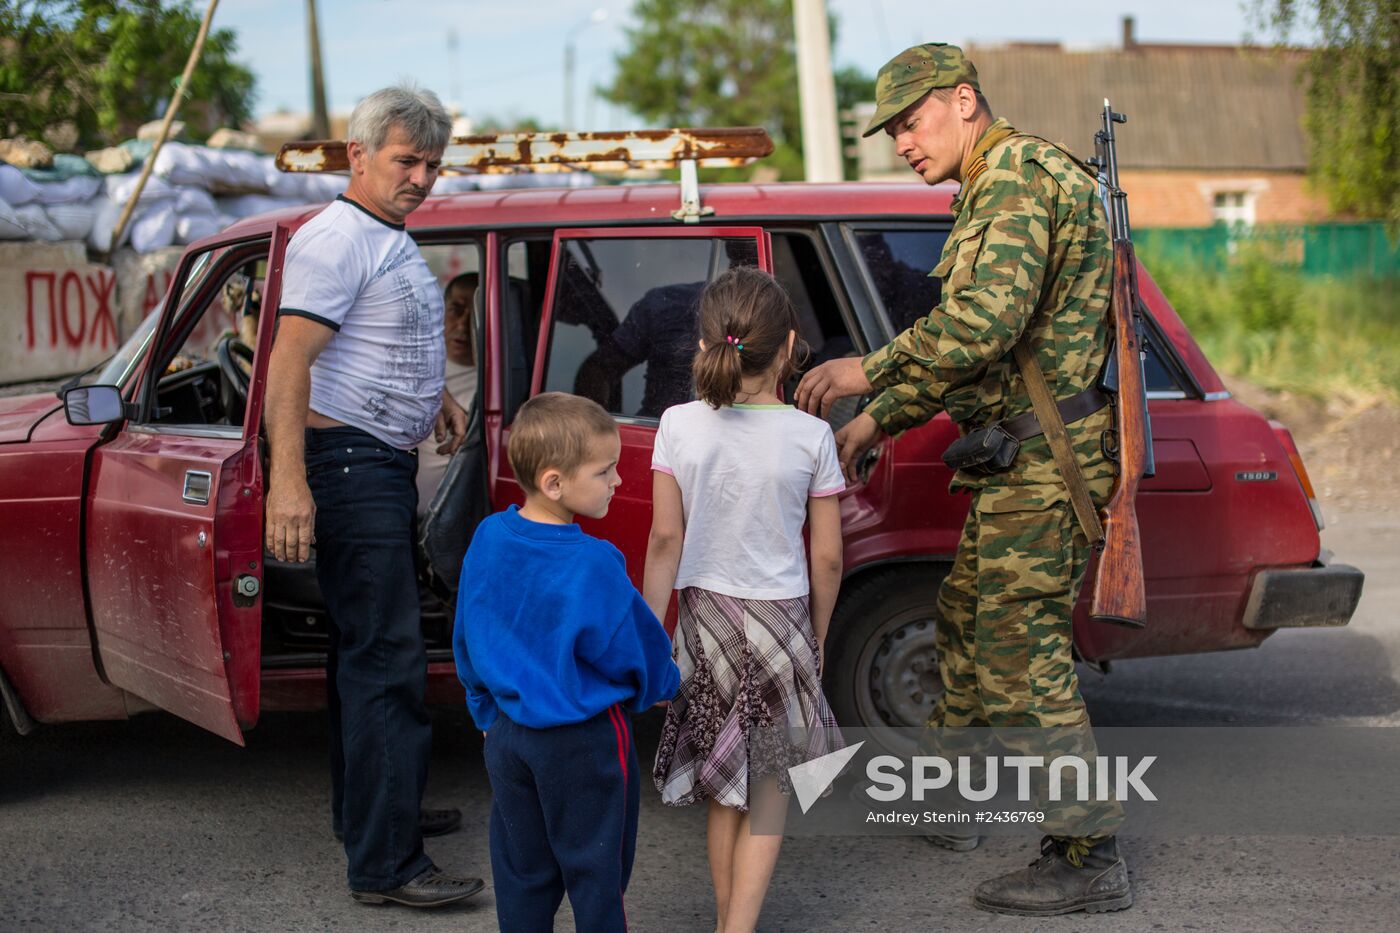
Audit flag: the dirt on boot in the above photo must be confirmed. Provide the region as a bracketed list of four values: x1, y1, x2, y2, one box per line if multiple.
[973, 836, 1132, 916]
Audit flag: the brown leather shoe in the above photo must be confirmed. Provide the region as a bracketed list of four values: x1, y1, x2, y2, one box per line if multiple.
[350, 867, 485, 908]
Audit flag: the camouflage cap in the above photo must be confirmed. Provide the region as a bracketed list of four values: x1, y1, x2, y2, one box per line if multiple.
[862, 43, 981, 138]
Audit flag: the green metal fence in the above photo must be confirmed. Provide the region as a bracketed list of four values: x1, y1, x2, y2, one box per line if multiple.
[1136, 223, 1400, 278]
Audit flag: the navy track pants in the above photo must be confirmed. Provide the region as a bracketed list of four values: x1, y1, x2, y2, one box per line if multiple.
[485, 705, 639, 933]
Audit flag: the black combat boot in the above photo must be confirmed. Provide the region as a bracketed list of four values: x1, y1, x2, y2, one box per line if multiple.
[972, 835, 1132, 916]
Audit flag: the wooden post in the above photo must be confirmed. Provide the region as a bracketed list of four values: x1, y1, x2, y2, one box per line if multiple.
[106, 0, 220, 257]
[307, 0, 330, 139]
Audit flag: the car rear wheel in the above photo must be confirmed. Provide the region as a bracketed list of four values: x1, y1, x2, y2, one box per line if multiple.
[824, 565, 949, 752]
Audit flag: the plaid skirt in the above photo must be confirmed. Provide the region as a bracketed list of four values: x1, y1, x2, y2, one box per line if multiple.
[653, 587, 845, 811]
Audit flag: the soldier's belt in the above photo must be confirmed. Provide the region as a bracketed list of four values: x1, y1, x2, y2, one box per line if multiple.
[1000, 387, 1109, 442]
[941, 387, 1108, 477]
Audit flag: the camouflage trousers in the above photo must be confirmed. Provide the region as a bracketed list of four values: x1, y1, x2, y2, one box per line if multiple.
[926, 479, 1122, 842]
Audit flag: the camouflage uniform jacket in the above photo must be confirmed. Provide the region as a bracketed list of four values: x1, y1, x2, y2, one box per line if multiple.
[861, 118, 1116, 497]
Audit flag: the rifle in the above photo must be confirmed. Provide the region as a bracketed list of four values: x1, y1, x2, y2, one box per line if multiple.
[1087, 100, 1154, 629]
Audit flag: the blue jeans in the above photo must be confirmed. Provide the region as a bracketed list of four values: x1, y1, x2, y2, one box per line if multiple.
[306, 426, 434, 891]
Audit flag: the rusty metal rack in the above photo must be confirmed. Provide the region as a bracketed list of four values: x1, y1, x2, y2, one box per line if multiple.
[276, 127, 774, 223]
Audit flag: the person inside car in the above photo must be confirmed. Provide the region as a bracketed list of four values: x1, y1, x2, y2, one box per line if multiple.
[416, 272, 479, 513]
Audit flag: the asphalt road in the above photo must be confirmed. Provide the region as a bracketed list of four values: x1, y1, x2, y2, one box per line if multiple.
[2, 506, 1397, 932]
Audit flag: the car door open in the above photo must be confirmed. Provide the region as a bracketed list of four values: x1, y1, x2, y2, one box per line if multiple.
[83, 226, 289, 745]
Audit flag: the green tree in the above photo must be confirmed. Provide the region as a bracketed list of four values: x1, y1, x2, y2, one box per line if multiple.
[0, 0, 256, 149]
[1251, 0, 1399, 226]
[602, 0, 869, 180]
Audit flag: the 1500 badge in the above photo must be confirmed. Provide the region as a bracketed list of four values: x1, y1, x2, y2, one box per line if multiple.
[1236, 471, 1278, 482]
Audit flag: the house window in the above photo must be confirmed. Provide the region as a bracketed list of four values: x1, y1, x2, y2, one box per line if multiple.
[1212, 191, 1255, 229]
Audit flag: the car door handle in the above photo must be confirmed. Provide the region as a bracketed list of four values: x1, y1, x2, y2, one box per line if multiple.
[183, 470, 213, 505]
[856, 445, 881, 484]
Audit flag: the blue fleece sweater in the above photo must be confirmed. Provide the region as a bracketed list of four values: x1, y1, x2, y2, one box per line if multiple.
[453, 506, 680, 730]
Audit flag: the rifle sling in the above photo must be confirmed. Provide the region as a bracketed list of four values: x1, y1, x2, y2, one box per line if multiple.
[1011, 342, 1106, 546]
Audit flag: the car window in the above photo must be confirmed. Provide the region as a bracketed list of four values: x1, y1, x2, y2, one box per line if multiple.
[503, 238, 552, 425]
[418, 240, 484, 405]
[855, 226, 1184, 394]
[543, 236, 759, 420]
[83, 309, 159, 389]
[1141, 332, 1182, 394]
[852, 228, 947, 336]
[138, 244, 265, 428]
[771, 230, 864, 431]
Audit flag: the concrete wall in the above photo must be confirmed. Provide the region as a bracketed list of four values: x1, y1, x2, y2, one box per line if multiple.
[2, 242, 184, 384]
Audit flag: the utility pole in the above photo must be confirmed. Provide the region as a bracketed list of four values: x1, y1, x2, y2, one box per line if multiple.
[306, 0, 330, 138]
[793, 0, 842, 182]
[564, 8, 607, 130]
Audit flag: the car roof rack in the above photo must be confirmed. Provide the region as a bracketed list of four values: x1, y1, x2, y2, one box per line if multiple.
[275, 127, 774, 223]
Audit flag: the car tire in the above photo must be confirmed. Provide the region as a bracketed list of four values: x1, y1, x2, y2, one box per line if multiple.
[824, 564, 949, 754]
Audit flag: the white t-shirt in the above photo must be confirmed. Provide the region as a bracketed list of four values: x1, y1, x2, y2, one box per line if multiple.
[415, 361, 478, 513]
[278, 196, 445, 449]
[651, 401, 846, 600]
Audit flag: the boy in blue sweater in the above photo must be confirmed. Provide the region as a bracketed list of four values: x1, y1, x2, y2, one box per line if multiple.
[454, 392, 680, 933]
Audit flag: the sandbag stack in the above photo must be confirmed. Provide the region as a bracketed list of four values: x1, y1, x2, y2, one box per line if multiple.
[1, 138, 354, 254]
[2, 133, 596, 255]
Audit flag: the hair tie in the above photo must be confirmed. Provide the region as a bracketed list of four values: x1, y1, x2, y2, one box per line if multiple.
[725, 335, 744, 351]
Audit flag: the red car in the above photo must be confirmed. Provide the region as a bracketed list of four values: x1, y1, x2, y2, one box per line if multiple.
[0, 180, 1364, 746]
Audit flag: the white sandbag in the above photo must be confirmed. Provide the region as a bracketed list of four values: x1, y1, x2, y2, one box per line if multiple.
[89, 196, 152, 253]
[44, 200, 99, 240]
[264, 166, 348, 200]
[472, 172, 596, 190]
[0, 163, 40, 206]
[432, 175, 479, 194]
[88, 196, 122, 251]
[213, 148, 273, 191]
[154, 141, 268, 191]
[176, 212, 227, 244]
[105, 172, 176, 206]
[129, 202, 177, 253]
[0, 196, 28, 239]
[12, 203, 64, 241]
[216, 194, 303, 218]
[150, 141, 212, 187]
[33, 174, 102, 205]
[173, 185, 218, 215]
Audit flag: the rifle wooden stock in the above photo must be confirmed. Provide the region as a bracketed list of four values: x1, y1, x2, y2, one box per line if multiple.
[1090, 243, 1148, 628]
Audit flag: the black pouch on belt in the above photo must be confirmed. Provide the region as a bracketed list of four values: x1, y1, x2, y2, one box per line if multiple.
[940, 423, 1020, 476]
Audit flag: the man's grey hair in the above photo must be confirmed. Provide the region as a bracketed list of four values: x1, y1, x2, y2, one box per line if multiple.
[347, 83, 452, 155]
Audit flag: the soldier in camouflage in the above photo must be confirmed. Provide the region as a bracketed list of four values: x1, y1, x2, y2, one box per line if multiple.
[796, 43, 1133, 916]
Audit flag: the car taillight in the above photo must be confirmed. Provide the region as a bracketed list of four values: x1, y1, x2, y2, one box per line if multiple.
[1270, 420, 1324, 531]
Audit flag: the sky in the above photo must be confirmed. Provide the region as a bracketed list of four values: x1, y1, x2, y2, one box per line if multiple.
[216, 0, 1298, 129]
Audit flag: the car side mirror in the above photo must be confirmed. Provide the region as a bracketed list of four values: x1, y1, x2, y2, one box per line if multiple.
[64, 385, 131, 425]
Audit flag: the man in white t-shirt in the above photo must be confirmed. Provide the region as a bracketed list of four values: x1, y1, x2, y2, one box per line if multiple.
[416, 273, 478, 513]
[264, 84, 483, 910]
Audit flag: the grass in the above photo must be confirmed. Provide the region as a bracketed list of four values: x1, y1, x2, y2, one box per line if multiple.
[1142, 244, 1400, 404]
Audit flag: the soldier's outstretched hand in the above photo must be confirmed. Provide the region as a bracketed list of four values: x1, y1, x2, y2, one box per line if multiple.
[834, 412, 885, 483]
[796, 357, 873, 418]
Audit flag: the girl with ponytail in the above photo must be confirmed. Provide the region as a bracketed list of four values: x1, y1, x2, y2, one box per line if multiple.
[643, 267, 847, 932]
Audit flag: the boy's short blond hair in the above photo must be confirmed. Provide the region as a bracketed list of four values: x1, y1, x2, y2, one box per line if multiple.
[508, 392, 618, 494]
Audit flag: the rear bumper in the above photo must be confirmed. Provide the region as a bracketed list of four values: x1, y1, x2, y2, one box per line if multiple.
[1241, 556, 1365, 630]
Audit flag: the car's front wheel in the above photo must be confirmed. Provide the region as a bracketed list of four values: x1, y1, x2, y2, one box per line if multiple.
[824, 565, 950, 751]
